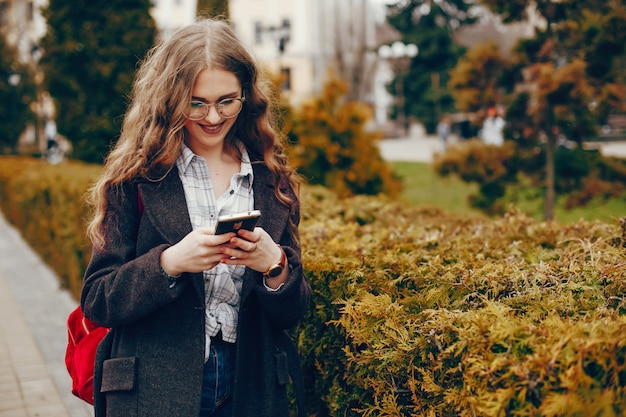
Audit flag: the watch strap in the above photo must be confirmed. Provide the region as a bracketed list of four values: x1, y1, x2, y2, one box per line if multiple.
[160, 266, 182, 288]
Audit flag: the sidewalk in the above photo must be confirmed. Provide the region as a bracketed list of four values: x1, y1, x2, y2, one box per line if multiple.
[0, 212, 92, 417]
[377, 134, 441, 163]
[377, 133, 626, 163]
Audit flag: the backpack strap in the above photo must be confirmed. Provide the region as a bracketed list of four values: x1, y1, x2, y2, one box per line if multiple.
[137, 188, 144, 215]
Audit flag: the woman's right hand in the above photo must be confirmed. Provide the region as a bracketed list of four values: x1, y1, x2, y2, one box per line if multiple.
[159, 227, 235, 276]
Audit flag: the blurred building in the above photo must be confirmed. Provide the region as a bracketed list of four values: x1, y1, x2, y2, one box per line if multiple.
[230, 0, 387, 108]
[0, 0, 46, 64]
[150, 0, 197, 39]
[151, 0, 394, 122]
[1, 0, 51, 153]
[2, 0, 396, 135]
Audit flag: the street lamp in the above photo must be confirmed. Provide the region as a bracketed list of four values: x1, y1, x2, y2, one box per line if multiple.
[378, 41, 418, 136]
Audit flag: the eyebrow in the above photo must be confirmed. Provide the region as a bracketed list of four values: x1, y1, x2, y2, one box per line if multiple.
[191, 92, 240, 103]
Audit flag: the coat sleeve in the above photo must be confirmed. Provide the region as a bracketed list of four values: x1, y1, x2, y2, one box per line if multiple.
[251, 181, 311, 330]
[80, 183, 191, 328]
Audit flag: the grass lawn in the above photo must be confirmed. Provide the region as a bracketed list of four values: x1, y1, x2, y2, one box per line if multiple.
[391, 161, 481, 216]
[392, 161, 626, 224]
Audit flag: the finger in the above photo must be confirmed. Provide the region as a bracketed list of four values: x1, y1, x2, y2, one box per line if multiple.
[204, 233, 235, 248]
[228, 236, 258, 252]
[235, 228, 258, 241]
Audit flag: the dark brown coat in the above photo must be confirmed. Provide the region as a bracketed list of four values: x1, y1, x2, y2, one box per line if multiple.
[81, 161, 310, 417]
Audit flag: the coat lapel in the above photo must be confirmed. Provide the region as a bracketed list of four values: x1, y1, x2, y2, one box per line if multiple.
[136, 168, 206, 298]
[137, 167, 192, 246]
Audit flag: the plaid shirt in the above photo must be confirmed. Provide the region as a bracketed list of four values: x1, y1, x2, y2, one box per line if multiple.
[177, 143, 254, 360]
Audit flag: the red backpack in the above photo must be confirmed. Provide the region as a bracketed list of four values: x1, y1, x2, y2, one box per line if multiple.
[65, 191, 143, 404]
[65, 307, 109, 404]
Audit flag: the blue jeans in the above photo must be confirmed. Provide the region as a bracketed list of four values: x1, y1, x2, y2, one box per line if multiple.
[199, 341, 236, 417]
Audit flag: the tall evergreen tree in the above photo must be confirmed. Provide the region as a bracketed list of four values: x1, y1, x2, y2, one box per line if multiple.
[440, 0, 626, 220]
[385, 0, 475, 133]
[0, 37, 35, 154]
[478, 0, 626, 219]
[40, 0, 156, 163]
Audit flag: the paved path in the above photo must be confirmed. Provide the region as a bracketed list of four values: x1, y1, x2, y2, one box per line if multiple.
[1, 135, 625, 417]
[377, 134, 626, 162]
[377, 134, 442, 162]
[0, 212, 92, 417]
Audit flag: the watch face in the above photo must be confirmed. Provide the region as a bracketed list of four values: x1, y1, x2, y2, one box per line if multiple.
[268, 265, 283, 278]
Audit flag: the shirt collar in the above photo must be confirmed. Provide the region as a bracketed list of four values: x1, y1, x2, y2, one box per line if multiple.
[176, 141, 253, 182]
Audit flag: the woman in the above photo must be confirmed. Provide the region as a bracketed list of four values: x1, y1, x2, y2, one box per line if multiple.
[81, 19, 310, 417]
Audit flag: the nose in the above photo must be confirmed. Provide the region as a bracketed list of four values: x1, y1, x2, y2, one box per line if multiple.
[204, 105, 222, 124]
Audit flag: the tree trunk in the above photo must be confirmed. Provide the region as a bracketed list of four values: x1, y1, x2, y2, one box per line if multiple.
[544, 133, 556, 221]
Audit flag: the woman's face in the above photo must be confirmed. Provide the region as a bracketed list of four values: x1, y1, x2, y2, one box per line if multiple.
[183, 67, 242, 155]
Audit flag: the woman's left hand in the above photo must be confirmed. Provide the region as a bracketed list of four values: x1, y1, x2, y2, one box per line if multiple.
[219, 228, 284, 277]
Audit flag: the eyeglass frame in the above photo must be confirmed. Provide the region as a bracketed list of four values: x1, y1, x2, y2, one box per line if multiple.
[185, 95, 246, 120]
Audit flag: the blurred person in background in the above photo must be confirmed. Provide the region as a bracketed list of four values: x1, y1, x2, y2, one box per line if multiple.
[437, 114, 452, 151]
[481, 105, 505, 146]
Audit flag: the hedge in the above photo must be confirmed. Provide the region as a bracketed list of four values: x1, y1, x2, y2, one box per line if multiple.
[0, 156, 100, 296]
[1, 155, 626, 416]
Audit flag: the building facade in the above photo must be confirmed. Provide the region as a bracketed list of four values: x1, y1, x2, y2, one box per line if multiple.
[150, 0, 197, 39]
[0, 0, 47, 64]
[2, 0, 394, 142]
[229, 0, 386, 108]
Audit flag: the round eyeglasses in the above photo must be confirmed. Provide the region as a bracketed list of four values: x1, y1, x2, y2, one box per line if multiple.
[186, 96, 246, 120]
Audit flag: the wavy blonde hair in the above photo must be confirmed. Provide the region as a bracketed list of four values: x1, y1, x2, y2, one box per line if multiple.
[87, 18, 300, 249]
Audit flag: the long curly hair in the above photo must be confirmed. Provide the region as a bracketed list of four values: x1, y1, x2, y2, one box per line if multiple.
[87, 18, 300, 249]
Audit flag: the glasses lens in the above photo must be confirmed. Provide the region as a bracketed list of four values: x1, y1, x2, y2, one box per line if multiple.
[188, 101, 207, 120]
[218, 98, 243, 118]
[187, 98, 244, 120]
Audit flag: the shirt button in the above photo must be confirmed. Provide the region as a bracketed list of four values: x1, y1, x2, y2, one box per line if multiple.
[229, 190, 234, 195]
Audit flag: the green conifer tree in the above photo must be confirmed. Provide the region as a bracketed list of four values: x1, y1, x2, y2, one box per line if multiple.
[39, 0, 156, 162]
[385, 0, 474, 133]
[0, 37, 35, 154]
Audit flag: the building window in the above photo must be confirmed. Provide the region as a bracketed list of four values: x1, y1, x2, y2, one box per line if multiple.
[280, 67, 291, 92]
[281, 18, 291, 43]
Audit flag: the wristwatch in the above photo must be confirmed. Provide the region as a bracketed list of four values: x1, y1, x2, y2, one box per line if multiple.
[264, 247, 286, 279]
[160, 266, 182, 288]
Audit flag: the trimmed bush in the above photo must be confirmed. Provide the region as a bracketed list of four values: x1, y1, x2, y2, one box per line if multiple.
[289, 76, 402, 198]
[297, 187, 626, 416]
[2, 156, 625, 416]
[0, 156, 100, 297]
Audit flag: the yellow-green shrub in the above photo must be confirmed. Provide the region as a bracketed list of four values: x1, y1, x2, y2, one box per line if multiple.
[289, 76, 402, 198]
[0, 156, 100, 297]
[2, 156, 626, 416]
[297, 187, 626, 416]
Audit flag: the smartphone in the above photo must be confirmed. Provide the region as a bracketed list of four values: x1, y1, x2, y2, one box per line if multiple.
[214, 210, 261, 234]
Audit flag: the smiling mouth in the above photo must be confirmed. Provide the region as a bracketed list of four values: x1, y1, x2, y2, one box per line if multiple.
[200, 121, 224, 133]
